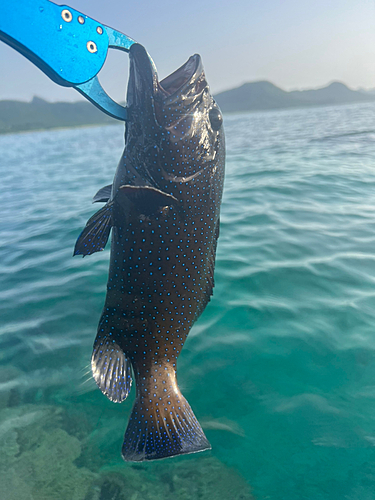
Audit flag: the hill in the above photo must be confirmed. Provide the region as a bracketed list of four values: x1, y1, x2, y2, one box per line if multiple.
[1, 81, 375, 134]
[214, 81, 375, 113]
[0, 96, 117, 134]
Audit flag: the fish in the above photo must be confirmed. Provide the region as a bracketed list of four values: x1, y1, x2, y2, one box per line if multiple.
[74, 43, 225, 462]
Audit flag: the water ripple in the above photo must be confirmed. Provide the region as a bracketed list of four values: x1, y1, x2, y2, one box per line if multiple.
[2, 105, 375, 499]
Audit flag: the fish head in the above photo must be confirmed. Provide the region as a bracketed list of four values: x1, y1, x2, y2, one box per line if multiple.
[119, 43, 224, 198]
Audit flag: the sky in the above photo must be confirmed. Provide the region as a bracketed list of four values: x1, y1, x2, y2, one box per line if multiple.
[1, 0, 375, 102]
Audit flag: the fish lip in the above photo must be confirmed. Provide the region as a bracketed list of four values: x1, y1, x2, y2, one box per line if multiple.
[127, 44, 204, 110]
[157, 54, 202, 97]
[155, 54, 206, 127]
[127, 44, 158, 108]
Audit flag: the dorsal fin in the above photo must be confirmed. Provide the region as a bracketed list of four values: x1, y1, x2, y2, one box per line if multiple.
[195, 219, 220, 319]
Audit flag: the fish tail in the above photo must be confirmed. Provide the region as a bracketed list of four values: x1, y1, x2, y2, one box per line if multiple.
[122, 366, 210, 461]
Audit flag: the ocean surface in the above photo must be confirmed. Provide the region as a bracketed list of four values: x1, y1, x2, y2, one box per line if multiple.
[1, 102, 375, 500]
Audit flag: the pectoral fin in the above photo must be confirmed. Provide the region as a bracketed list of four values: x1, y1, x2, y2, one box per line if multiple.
[118, 185, 178, 216]
[73, 203, 112, 256]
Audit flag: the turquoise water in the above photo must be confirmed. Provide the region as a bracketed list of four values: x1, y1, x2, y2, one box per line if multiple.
[1, 102, 375, 499]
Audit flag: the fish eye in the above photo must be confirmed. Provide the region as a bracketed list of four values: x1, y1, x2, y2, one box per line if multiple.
[209, 107, 223, 131]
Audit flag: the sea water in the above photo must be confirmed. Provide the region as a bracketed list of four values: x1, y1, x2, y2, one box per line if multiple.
[1, 102, 375, 499]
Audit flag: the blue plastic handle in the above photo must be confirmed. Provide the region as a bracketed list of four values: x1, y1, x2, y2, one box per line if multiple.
[0, 0, 139, 120]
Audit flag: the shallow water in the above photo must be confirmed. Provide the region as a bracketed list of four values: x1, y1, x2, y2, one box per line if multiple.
[1, 102, 375, 499]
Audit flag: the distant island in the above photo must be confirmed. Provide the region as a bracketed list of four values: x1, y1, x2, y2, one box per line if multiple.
[214, 81, 375, 113]
[1, 81, 374, 135]
[0, 97, 116, 135]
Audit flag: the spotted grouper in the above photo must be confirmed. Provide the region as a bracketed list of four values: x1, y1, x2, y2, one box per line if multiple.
[74, 43, 225, 461]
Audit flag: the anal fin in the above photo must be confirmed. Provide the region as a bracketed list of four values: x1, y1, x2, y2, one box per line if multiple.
[74, 203, 112, 256]
[91, 335, 132, 403]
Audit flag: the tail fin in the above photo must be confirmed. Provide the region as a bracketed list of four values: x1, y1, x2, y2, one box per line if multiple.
[122, 378, 210, 462]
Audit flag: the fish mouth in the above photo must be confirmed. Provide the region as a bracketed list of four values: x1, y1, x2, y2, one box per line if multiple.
[127, 44, 207, 126]
[126, 44, 157, 109]
[158, 55, 202, 96]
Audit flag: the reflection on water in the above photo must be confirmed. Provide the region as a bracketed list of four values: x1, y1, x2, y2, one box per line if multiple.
[1, 102, 375, 499]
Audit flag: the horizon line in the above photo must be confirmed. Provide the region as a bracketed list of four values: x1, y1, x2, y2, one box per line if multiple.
[0, 80, 373, 104]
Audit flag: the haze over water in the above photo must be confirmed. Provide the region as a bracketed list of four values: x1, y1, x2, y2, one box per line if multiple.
[1, 101, 375, 499]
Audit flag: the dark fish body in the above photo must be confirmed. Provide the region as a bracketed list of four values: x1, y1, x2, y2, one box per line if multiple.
[75, 44, 225, 461]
